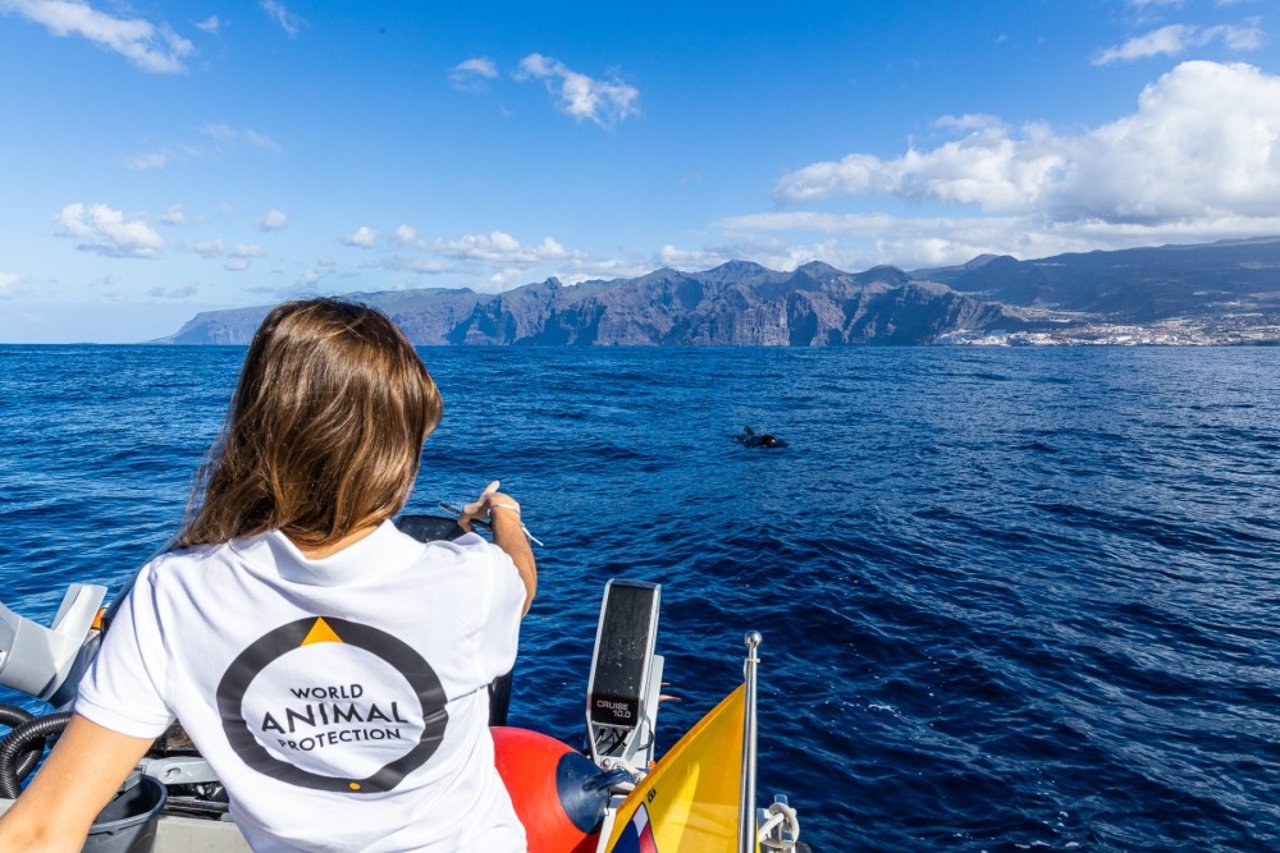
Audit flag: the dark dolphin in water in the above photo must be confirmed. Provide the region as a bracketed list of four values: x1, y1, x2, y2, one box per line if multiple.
[734, 426, 787, 448]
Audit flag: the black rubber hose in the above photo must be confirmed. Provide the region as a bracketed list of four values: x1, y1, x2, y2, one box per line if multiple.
[0, 704, 42, 794]
[11, 736, 42, 786]
[0, 704, 33, 729]
[0, 712, 72, 798]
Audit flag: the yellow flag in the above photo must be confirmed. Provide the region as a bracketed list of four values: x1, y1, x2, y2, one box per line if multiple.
[605, 684, 748, 853]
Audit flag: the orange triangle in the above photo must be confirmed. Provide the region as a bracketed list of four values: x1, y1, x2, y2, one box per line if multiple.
[301, 617, 343, 647]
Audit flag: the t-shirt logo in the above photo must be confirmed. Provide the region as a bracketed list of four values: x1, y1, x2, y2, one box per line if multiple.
[215, 616, 448, 793]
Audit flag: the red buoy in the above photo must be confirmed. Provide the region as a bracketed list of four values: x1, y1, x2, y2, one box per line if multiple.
[492, 726, 607, 853]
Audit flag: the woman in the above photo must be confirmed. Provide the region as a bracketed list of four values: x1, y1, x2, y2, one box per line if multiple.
[0, 298, 536, 851]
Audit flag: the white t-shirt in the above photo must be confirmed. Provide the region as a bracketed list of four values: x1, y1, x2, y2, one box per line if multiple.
[76, 521, 528, 853]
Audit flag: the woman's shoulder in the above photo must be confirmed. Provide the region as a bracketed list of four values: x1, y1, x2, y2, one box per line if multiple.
[410, 531, 514, 571]
[138, 541, 234, 583]
[413, 530, 492, 555]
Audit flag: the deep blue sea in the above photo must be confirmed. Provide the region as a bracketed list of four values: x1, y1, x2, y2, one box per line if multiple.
[2, 345, 1279, 851]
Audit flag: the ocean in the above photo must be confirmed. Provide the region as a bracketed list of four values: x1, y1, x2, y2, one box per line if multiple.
[2, 344, 1278, 851]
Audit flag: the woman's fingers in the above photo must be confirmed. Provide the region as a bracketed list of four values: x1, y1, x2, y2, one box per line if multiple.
[461, 480, 504, 524]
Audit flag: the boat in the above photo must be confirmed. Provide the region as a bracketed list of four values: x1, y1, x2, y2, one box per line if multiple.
[0, 514, 806, 852]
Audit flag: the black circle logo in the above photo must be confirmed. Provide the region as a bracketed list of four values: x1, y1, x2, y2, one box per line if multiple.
[215, 616, 448, 793]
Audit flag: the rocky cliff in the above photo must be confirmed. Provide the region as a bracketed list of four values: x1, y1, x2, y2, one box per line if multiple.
[163, 261, 1026, 346]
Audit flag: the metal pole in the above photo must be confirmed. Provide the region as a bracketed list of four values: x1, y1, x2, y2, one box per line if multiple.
[739, 630, 761, 853]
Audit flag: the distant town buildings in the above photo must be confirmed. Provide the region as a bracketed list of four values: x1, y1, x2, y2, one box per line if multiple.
[939, 316, 1280, 346]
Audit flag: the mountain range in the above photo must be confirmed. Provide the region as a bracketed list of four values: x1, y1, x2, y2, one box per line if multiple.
[163, 237, 1280, 346]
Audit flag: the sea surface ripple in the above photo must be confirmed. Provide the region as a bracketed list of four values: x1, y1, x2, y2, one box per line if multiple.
[2, 345, 1279, 851]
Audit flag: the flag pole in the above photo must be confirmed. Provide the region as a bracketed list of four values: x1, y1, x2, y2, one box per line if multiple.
[738, 630, 761, 853]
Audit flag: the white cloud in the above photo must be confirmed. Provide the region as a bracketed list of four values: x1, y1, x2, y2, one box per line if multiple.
[258, 209, 288, 231]
[450, 56, 498, 91]
[127, 151, 169, 171]
[1052, 61, 1280, 223]
[298, 269, 322, 287]
[658, 245, 732, 270]
[935, 113, 1006, 133]
[146, 283, 198, 298]
[260, 0, 300, 37]
[343, 226, 378, 248]
[712, 61, 1280, 270]
[715, 211, 1063, 269]
[371, 256, 454, 275]
[456, 57, 497, 78]
[552, 257, 655, 286]
[159, 203, 186, 226]
[355, 227, 599, 290]
[0, 273, 21, 295]
[653, 235, 864, 277]
[194, 15, 219, 34]
[243, 129, 278, 150]
[773, 61, 1280, 228]
[188, 238, 225, 258]
[774, 122, 1066, 211]
[200, 123, 279, 151]
[720, 203, 1280, 273]
[1094, 20, 1264, 64]
[1213, 20, 1267, 50]
[516, 53, 639, 127]
[127, 125, 279, 171]
[538, 237, 570, 259]
[433, 231, 574, 265]
[435, 230, 518, 260]
[185, 239, 265, 268]
[391, 224, 422, 247]
[54, 202, 164, 258]
[0, 0, 193, 73]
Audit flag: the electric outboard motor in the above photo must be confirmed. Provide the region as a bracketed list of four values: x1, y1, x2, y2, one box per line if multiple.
[586, 579, 663, 768]
[0, 583, 106, 704]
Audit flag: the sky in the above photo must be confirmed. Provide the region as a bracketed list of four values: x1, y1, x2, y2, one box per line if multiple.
[0, 0, 1277, 342]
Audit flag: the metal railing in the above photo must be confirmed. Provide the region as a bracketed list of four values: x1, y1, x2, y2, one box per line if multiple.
[739, 630, 761, 853]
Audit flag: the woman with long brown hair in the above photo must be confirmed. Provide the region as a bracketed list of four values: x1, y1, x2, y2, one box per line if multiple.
[0, 298, 536, 851]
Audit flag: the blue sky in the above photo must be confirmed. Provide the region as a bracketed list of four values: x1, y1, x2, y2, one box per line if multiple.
[0, 0, 1276, 342]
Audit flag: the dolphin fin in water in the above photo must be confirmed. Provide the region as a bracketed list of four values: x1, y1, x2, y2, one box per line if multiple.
[734, 426, 787, 448]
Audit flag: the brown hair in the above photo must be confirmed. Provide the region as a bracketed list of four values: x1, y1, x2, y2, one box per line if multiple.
[177, 298, 441, 549]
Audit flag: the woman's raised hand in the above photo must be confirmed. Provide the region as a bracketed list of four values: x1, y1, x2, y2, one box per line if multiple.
[459, 480, 521, 531]
[457, 479, 536, 614]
